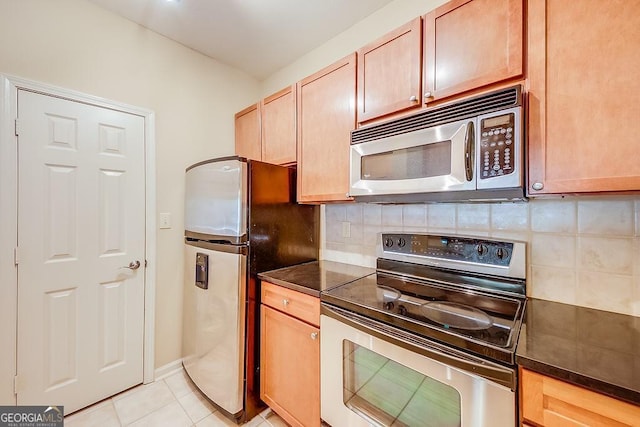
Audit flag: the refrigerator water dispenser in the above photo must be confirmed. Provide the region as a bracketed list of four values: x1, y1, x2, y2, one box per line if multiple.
[195, 252, 208, 289]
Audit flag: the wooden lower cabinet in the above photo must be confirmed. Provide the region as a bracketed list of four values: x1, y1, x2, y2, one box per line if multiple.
[260, 282, 320, 427]
[520, 368, 640, 426]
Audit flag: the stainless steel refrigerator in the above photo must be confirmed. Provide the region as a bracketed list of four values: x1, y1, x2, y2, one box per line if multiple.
[182, 157, 318, 423]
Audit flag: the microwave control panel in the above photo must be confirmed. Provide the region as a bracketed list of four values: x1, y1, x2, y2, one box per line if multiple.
[479, 113, 516, 180]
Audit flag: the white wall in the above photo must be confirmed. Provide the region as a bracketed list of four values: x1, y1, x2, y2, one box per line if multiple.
[0, 0, 261, 402]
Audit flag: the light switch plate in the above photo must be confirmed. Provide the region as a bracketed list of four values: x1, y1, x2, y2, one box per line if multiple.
[159, 212, 172, 229]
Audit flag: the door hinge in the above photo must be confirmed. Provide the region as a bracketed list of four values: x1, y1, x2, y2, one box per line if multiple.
[14, 375, 19, 394]
[14, 247, 19, 265]
[145, 259, 148, 268]
[14, 119, 19, 136]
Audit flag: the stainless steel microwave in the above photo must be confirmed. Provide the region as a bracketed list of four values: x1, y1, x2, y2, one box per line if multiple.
[349, 86, 525, 203]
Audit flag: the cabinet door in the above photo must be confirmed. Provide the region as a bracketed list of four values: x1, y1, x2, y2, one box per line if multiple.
[424, 0, 523, 103]
[527, 0, 640, 194]
[235, 103, 261, 160]
[262, 85, 297, 165]
[520, 369, 640, 426]
[261, 305, 320, 427]
[297, 53, 356, 203]
[357, 17, 422, 124]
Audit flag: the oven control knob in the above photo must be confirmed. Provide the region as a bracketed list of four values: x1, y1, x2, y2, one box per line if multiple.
[398, 305, 408, 316]
[397, 238, 406, 247]
[476, 244, 488, 256]
[384, 238, 394, 248]
[495, 247, 507, 259]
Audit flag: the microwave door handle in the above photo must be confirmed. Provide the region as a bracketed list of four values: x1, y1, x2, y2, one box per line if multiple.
[464, 121, 475, 182]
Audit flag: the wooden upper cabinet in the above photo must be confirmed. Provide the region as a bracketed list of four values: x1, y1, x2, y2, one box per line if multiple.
[527, 0, 640, 194]
[297, 53, 356, 203]
[520, 368, 640, 426]
[424, 0, 523, 103]
[235, 103, 261, 161]
[357, 17, 423, 124]
[261, 85, 297, 165]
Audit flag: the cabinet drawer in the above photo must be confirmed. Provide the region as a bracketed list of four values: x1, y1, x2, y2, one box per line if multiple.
[261, 281, 319, 327]
[520, 368, 640, 426]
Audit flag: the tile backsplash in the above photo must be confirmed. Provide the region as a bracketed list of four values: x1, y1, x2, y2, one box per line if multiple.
[322, 196, 640, 317]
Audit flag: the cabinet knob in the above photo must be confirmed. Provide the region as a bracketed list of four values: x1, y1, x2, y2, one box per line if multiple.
[310, 332, 318, 340]
[531, 182, 544, 191]
[409, 95, 418, 102]
[424, 91, 433, 99]
[282, 299, 289, 307]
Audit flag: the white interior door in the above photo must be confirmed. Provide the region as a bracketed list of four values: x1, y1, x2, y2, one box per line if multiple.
[16, 89, 146, 414]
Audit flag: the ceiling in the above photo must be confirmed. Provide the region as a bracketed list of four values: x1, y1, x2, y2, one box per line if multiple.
[86, 0, 395, 80]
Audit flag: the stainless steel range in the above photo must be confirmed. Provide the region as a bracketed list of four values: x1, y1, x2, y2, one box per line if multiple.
[320, 233, 526, 427]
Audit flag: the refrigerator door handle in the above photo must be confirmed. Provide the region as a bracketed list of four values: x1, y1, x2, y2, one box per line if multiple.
[185, 238, 248, 255]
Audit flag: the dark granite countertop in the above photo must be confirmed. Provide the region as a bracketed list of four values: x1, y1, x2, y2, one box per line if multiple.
[260, 264, 640, 406]
[516, 298, 640, 406]
[257, 260, 375, 297]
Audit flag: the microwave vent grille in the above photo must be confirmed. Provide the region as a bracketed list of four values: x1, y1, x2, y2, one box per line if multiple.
[351, 86, 520, 144]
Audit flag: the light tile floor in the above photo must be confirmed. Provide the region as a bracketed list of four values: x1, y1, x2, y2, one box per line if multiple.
[64, 369, 289, 427]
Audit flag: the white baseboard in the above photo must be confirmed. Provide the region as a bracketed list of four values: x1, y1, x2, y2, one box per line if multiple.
[152, 359, 184, 382]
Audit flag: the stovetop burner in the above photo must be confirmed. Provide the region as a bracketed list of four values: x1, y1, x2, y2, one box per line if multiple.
[321, 233, 527, 365]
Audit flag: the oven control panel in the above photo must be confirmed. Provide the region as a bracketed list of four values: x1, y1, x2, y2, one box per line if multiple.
[381, 233, 514, 267]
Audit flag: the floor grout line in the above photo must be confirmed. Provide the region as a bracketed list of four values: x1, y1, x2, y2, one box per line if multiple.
[64, 367, 289, 427]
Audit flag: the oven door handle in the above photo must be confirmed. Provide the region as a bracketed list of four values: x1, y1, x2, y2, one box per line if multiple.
[322, 304, 516, 390]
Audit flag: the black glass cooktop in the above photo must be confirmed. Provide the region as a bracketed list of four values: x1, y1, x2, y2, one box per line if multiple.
[321, 269, 526, 365]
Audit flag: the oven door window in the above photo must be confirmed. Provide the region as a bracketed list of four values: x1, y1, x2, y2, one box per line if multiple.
[343, 340, 461, 427]
[361, 141, 452, 180]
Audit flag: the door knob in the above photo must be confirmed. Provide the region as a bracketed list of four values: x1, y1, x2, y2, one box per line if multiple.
[121, 260, 141, 270]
